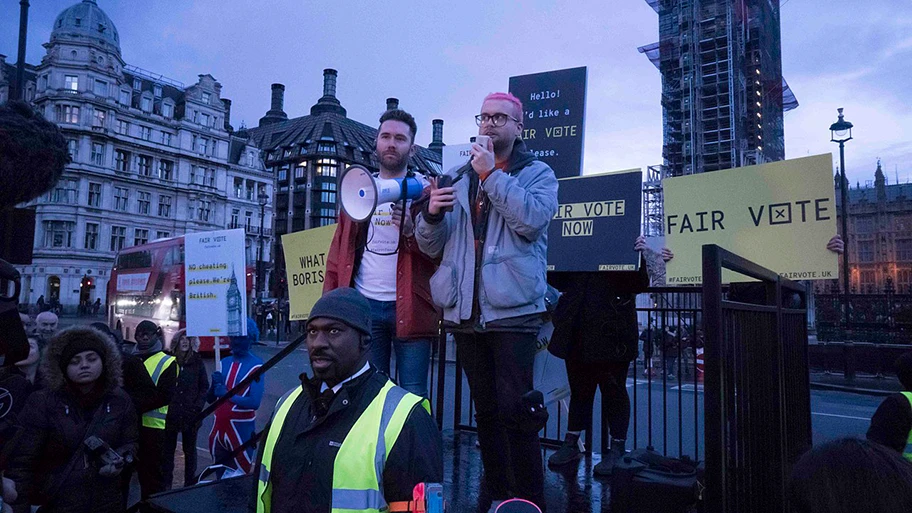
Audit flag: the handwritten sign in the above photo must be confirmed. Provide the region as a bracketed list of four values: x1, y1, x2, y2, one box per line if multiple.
[184, 229, 247, 337]
[509, 66, 587, 179]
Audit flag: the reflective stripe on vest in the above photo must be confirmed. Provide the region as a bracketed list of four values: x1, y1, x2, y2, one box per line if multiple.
[256, 380, 430, 513]
[142, 352, 178, 429]
[902, 392, 912, 462]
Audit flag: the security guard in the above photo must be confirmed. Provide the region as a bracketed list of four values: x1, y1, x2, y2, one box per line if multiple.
[134, 320, 179, 497]
[254, 288, 443, 513]
[868, 351, 912, 460]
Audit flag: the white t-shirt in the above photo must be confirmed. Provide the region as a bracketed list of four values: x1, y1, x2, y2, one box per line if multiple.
[354, 173, 428, 302]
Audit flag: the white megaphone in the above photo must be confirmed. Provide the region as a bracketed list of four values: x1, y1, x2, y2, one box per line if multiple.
[339, 165, 424, 222]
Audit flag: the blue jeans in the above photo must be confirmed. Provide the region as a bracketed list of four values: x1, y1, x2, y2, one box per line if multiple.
[366, 298, 432, 397]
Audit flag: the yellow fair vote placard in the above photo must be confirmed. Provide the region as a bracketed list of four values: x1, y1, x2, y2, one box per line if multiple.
[281, 224, 336, 320]
[664, 154, 838, 284]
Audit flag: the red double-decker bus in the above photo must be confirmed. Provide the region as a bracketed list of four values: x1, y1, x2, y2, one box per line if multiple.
[107, 236, 253, 352]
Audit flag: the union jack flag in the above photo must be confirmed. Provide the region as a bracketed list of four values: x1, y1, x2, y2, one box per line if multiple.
[208, 361, 261, 472]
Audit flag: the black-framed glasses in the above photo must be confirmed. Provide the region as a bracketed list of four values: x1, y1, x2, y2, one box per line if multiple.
[475, 113, 520, 127]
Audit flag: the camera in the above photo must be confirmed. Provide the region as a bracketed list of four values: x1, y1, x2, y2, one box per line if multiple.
[84, 436, 125, 468]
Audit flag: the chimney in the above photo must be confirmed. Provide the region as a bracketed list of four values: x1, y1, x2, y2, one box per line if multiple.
[258, 83, 289, 126]
[310, 68, 346, 117]
[221, 98, 233, 132]
[428, 119, 445, 154]
[386, 98, 399, 111]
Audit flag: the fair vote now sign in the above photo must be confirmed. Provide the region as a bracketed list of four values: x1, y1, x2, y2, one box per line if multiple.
[663, 154, 838, 284]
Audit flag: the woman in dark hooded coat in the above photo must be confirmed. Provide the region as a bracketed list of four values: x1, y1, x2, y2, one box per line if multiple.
[6, 327, 138, 513]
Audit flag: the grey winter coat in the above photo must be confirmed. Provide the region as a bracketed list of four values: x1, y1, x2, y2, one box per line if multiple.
[416, 139, 559, 327]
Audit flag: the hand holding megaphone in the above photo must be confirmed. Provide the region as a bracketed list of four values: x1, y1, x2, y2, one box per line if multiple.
[339, 165, 425, 222]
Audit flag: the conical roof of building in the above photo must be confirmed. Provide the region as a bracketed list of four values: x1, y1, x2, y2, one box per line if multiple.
[50, 0, 121, 55]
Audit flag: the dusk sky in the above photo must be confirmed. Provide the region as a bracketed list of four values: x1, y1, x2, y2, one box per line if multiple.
[2, 0, 909, 187]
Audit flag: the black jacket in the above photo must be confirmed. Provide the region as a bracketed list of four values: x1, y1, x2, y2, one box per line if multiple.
[166, 352, 209, 431]
[548, 258, 649, 363]
[7, 329, 138, 513]
[138, 350, 179, 418]
[121, 351, 161, 415]
[0, 367, 35, 468]
[867, 392, 912, 454]
[251, 368, 443, 513]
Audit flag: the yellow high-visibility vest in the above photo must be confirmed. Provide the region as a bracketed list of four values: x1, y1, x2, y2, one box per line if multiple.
[256, 379, 429, 513]
[902, 392, 912, 462]
[142, 352, 178, 429]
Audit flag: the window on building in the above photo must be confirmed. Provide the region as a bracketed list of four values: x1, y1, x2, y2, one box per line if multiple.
[57, 105, 80, 124]
[860, 270, 876, 294]
[899, 270, 912, 294]
[67, 139, 78, 159]
[133, 78, 141, 90]
[137, 191, 151, 214]
[277, 166, 288, 182]
[855, 216, 874, 233]
[87, 182, 102, 207]
[318, 142, 336, 154]
[115, 150, 130, 173]
[116, 119, 130, 135]
[158, 195, 172, 217]
[64, 75, 79, 92]
[201, 113, 210, 127]
[93, 79, 107, 97]
[156, 230, 170, 240]
[202, 92, 211, 103]
[39, 74, 48, 91]
[246, 181, 255, 201]
[320, 191, 336, 204]
[45, 221, 75, 248]
[91, 142, 105, 166]
[153, 84, 162, 97]
[84, 222, 98, 250]
[247, 151, 256, 167]
[245, 211, 253, 230]
[294, 164, 305, 179]
[315, 158, 337, 178]
[160, 132, 172, 146]
[110, 225, 126, 251]
[234, 178, 244, 198]
[48, 178, 78, 204]
[92, 108, 106, 128]
[204, 168, 215, 187]
[231, 209, 239, 227]
[137, 155, 152, 177]
[134, 228, 149, 246]
[198, 137, 209, 155]
[858, 240, 875, 263]
[198, 200, 211, 222]
[119, 89, 130, 105]
[140, 126, 152, 141]
[162, 103, 173, 118]
[898, 239, 912, 262]
[190, 165, 199, 185]
[158, 159, 174, 180]
[114, 187, 129, 210]
[141, 96, 152, 112]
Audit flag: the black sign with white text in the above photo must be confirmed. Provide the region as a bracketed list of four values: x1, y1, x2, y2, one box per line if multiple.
[509, 66, 587, 179]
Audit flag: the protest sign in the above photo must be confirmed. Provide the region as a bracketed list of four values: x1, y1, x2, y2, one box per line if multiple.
[184, 229, 247, 337]
[548, 169, 643, 272]
[509, 66, 587, 179]
[441, 143, 473, 178]
[281, 224, 336, 320]
[664, 154, 838, 284]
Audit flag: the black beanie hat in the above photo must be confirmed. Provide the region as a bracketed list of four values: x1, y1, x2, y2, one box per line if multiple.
[60, 335, 107, 374]
[135, 320, 159, 335]
[307, 288, 371, 335]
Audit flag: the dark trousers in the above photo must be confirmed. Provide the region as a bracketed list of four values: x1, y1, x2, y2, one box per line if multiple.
[455, 331, 545, 511]
[565, 358, 631, 440]
[163, 426, 200, 488]
[138, 427, 169, 498]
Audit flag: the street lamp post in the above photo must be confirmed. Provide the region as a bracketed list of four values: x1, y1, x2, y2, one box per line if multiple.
[256, 191, 269, 325]
[830, 108, 853, 334]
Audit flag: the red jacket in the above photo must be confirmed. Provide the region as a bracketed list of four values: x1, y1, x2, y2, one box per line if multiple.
[324, 202, 440, 340]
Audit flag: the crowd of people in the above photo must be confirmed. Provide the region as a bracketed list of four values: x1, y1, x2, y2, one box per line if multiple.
[3, 92, 912, 513]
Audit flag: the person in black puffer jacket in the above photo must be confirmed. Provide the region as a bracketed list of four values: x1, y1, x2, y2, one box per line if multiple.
[163, 329, 209, 488]
[5, 327, 138, 513]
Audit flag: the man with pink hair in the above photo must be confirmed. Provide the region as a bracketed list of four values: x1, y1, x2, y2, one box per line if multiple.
[417, 92, 558, 511]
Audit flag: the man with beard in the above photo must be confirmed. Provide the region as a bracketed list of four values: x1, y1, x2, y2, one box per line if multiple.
[417, 92, 559, 512]
[324, 109, 439, 398]
[252, 288, 442, 513]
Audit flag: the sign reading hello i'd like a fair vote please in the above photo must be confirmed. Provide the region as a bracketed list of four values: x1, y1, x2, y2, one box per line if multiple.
[184, 228, 248, 337]
[281, 224, 336, 320]
[547, 169, 643, 272]
[663, 154, 838, 284]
